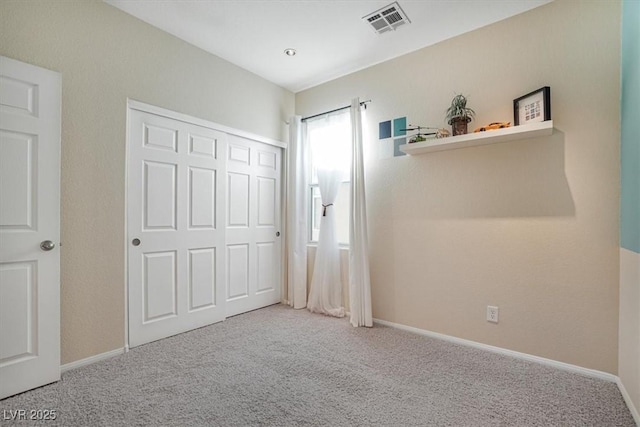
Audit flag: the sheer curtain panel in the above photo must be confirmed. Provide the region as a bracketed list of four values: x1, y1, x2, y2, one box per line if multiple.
[286, 116, 308, 309]
[307, 111, 350, 317]
[349, 98, 373, 327]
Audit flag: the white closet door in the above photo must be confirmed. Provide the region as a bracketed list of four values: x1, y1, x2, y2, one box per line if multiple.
[0, 56, 61, 399]
[226, 134, 282, 317]
[127, 109, 227, 347]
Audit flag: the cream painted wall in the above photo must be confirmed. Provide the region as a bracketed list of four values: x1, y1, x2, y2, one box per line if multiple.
[0, 0, 294, 364]
[297, 0, 621, 373]
[619, 249, 640, 416]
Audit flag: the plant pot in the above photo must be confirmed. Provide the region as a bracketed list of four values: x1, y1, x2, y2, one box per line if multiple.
[450, 117, 471, 136]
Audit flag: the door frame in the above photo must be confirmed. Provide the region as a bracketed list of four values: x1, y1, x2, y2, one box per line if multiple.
[124, 99, 287, 350]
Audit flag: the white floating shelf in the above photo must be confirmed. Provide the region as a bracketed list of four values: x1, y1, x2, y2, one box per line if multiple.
[399, 120, 554, 156]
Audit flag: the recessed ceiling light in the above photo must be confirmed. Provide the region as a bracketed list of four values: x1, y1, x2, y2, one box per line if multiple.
[284, 48, 297, 57]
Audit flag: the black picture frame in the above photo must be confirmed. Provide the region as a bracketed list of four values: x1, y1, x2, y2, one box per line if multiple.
[513, 86, 551, 126]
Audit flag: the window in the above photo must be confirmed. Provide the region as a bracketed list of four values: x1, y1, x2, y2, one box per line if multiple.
[307, 110, 351, 245]
[310, 183, 350, 244]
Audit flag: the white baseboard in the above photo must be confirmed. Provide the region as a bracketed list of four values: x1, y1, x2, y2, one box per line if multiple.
[373, 318, 640, 422]
[373, 318, 618, 383]
[61, 348, 125, 373]
[617, 377, 640, 426]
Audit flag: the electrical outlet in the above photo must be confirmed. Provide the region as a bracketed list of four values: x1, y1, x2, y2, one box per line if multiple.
[487, 306, 499, 323]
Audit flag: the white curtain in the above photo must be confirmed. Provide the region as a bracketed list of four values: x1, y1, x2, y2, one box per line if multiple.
[307, 111, 350, 317]
[286, 116, 308, 309]
[349, 98, 373, 327]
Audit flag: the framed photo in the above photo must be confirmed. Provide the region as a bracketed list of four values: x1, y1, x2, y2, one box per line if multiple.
[513, 86, 551, 125]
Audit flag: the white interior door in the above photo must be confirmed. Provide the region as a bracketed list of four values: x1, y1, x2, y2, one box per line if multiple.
[127, 108, 227, 347]
[226, 134, 282, 317]
[0, 56, 61, 399]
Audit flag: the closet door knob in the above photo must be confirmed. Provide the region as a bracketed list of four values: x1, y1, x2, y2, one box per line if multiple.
[40, 240, 55, 251]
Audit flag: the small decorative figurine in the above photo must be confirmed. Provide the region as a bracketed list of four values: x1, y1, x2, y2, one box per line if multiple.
[436, 128, 450, 139]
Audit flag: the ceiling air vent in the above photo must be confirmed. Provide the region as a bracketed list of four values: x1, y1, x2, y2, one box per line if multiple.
[363, 2, 411, 35]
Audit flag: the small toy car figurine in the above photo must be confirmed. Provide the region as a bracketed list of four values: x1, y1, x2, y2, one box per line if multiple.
[474, 122, 511, 132]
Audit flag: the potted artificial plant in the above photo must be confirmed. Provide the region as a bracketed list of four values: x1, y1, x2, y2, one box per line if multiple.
[445, 94, 475, 136]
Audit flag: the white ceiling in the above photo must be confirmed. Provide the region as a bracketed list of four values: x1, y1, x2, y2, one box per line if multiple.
[105, 0, 552, 93]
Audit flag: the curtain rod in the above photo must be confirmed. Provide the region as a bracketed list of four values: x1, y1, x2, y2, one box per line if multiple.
[301, 100, 371, 122]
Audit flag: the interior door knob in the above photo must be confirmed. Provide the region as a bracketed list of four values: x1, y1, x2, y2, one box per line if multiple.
[132, 238, 141, 246]
[40, 240, 55, 251]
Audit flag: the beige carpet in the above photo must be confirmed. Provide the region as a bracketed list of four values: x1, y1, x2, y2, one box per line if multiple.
[0, 304, 635, 426]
